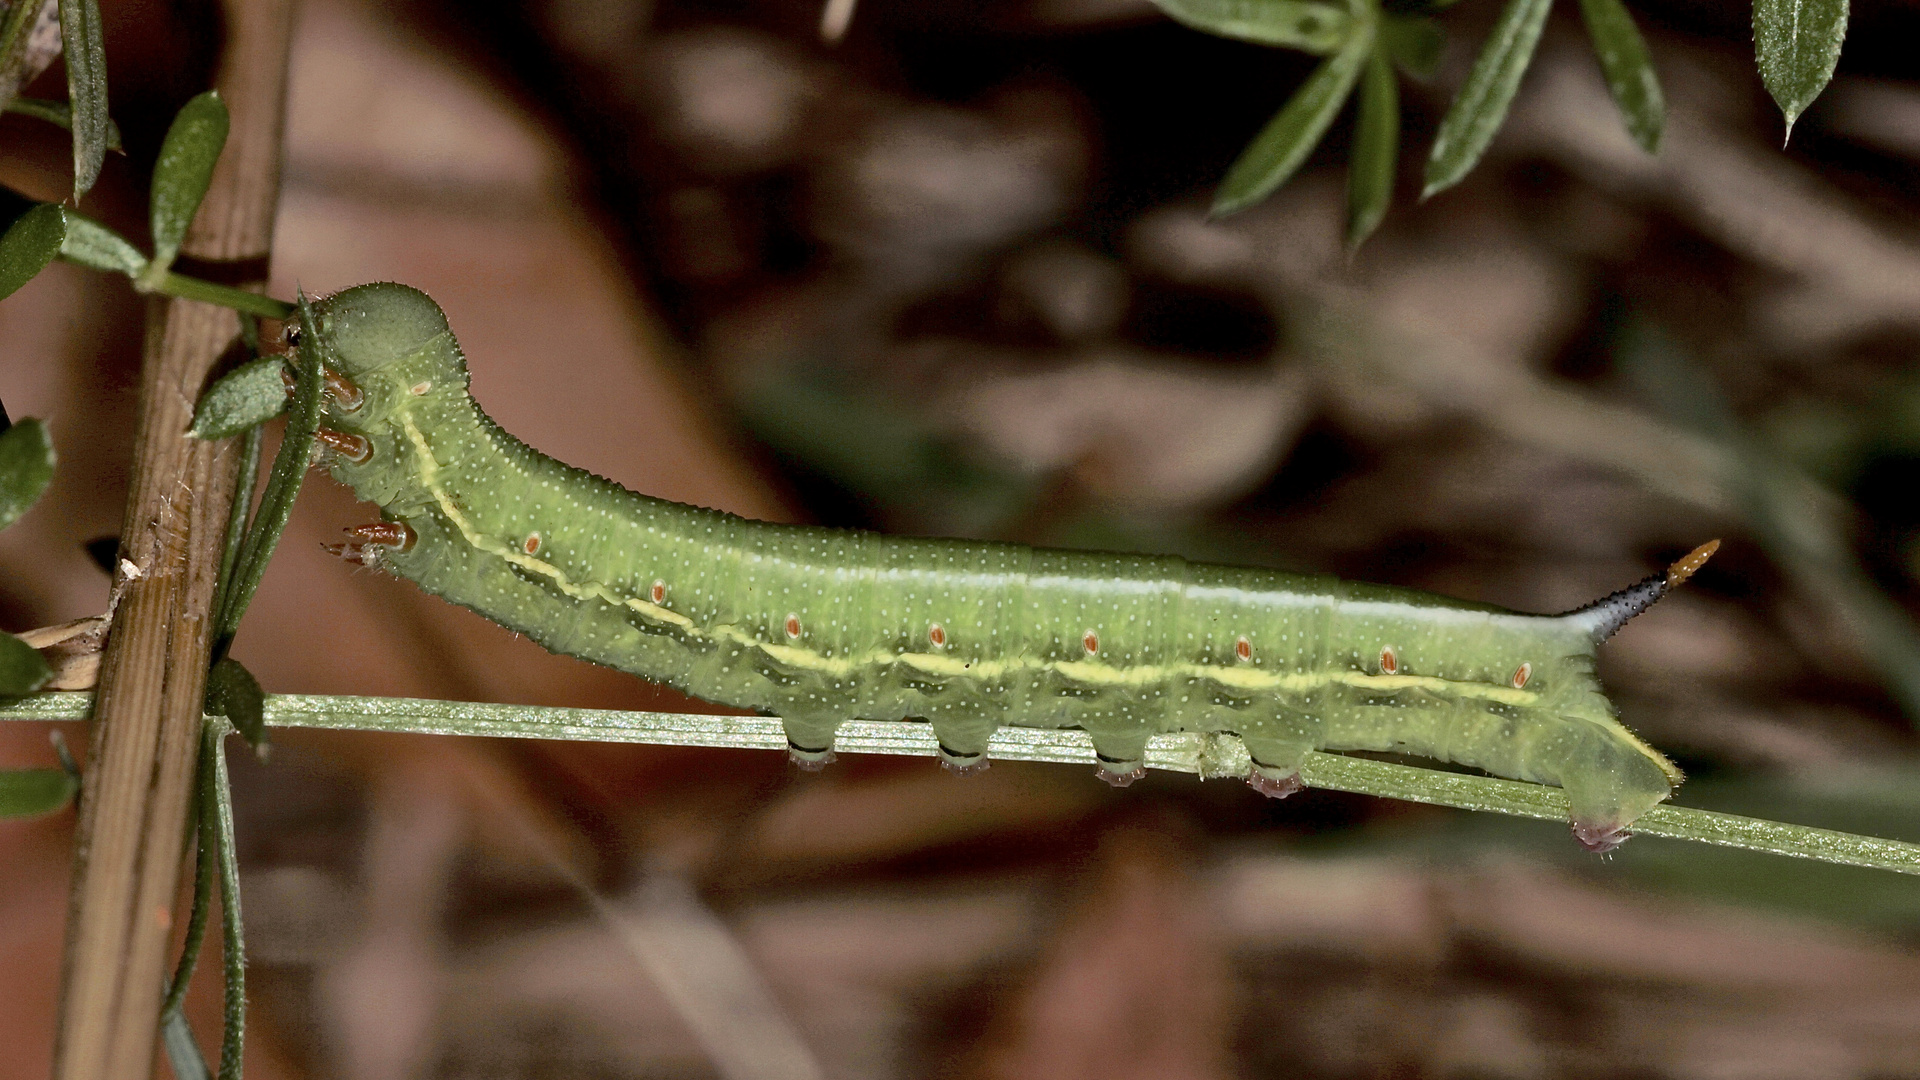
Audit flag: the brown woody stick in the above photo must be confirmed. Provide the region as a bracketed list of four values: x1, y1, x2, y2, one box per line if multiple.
[52, 3, 295, 1078]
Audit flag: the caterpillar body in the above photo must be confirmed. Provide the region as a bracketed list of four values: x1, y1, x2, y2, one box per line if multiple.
[304, 283, 1706, 852]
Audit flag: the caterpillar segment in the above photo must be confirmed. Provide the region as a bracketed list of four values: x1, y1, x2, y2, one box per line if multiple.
[305, 283, 1711, 853]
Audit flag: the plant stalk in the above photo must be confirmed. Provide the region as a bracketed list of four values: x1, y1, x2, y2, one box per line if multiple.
[12, 691, 1920, 877]
[51, 4, 293, 1078]
[155, 272, 293, 320]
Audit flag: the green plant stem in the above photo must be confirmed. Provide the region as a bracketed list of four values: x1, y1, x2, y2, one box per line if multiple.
[8, 691, 1920, 875]
[155, 272, 293, 320]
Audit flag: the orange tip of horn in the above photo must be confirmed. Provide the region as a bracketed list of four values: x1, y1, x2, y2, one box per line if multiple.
[1665, 540, 1720, 589]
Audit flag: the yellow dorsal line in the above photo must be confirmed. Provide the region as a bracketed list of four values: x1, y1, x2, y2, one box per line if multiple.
[399, 414, 1540, 710]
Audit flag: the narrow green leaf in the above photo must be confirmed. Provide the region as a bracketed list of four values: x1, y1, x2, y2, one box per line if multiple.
[210, 425, 263, 663]
[1422, 0, 1555, 198]
[4, 97, 123, 149]
[203, 657, 266, 749]
[163, 739, 218, 1025]
[1212, 21, 1376, 217]
[190, 357, 289, 441]
[0, 2, 42, 99]
[56, 0, 109, 201]
[162, 1011, 213, 1080]
[1153, 0, 1353, 53]
[0, 202, 64, 300]
[1380, 14, 1444, 78]
[1577, 0, 1664, 152]
[0, 633, 51, 696]
[1346, 49, 1399, 250]
[0, 766, 74, 817]
[58, 212, 145, 277]
[214, 294, 324, 652]
[1754, 0, 1847, 137]
[140, 91, 229, 289]
[0, 417, 55, 530]
[207, 722, 246, 1080]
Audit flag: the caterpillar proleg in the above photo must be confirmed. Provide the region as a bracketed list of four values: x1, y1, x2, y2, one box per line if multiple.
[305, 283, 1706, 852]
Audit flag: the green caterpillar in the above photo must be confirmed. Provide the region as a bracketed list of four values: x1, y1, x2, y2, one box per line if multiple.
[303, 283, 1707, 852]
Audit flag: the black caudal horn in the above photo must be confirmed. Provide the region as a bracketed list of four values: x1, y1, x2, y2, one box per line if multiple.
[1562, 541, 1720, 643]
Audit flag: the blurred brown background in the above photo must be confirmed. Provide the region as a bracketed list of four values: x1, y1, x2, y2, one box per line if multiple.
[9, 0, 1920, 1075]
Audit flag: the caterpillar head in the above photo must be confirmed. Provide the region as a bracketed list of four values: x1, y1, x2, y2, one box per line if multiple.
[302, 283, 470, 512]
[303, 283, 467, 426]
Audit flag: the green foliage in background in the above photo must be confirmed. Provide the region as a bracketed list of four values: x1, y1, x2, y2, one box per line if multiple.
[0, 414, 55, 699]
[1754, 0, 1847, 134]
[1157, 0, 1844, 237]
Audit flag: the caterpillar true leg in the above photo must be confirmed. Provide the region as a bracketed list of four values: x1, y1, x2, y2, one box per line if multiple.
[321, 543, 378, 567]
[315, 428, 371, 463]
[322, 368, 364, 411]
[323, 522, 417, 565]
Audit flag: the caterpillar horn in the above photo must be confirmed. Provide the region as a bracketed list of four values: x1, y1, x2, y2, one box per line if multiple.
[1563, 541, 1720, 643]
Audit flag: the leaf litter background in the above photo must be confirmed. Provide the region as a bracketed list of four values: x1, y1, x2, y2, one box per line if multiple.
[11, 0, 1920, 1076]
